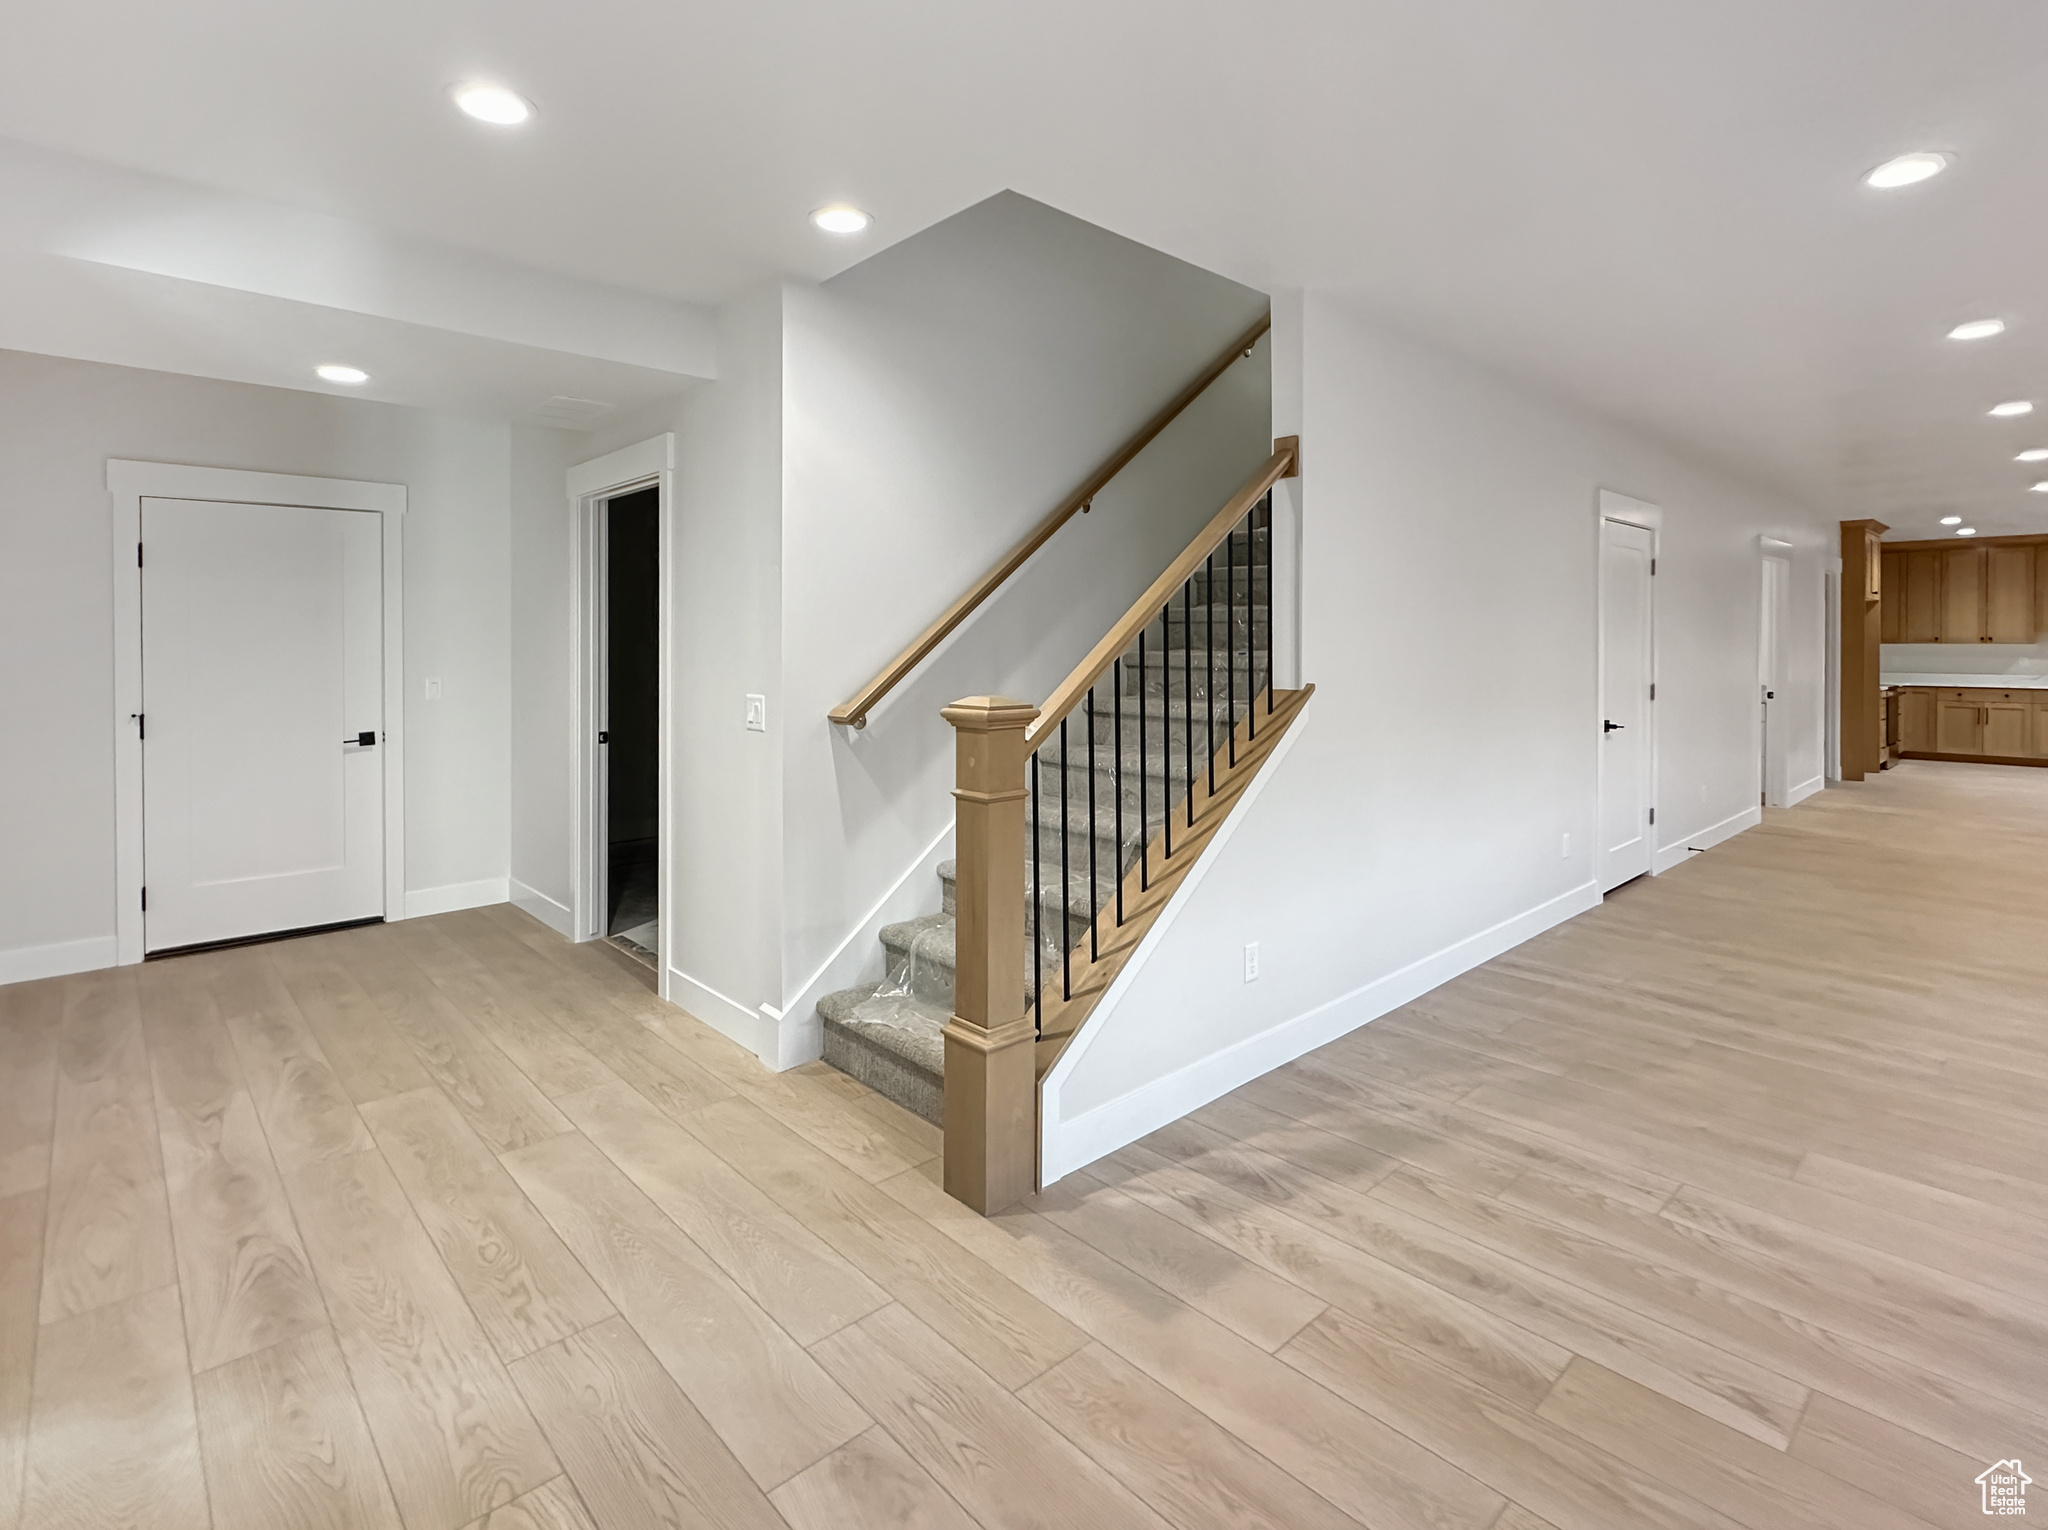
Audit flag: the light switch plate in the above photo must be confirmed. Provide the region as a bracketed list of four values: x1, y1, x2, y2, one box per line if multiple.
[424, 678, 442, 701]
[745, 694, 767, 731]
[1243, 941, 1260, 982]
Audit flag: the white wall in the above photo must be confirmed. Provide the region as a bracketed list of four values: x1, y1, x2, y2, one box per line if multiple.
[507, 422, 578, 931]
[1042, 293, 1832, 1179]
[776, 192, 1271, 1060]
[1882, 640, 2048, 677]
[0, 347, 514, 981]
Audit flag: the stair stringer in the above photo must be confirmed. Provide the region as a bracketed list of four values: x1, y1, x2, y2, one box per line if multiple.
[1036, 685, 1313, 1185]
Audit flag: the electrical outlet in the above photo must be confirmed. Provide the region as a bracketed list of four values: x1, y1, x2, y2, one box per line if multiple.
[1561, 832, 1571, 858]
[424, 678, 442, 701]
[1243, 941, 1260, 982]
[745, 694, 767, 732]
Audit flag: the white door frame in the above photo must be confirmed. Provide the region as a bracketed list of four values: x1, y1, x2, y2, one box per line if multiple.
[567, 435, 674, 997]
[1595, 490, 1660, 878]
[1759, 538, 1794, 807]
[108, 460, 406, 967]
[1824, 561, 1843, 782]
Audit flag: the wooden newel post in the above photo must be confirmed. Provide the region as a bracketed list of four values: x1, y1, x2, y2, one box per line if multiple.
[940, 695, 1039, 1214]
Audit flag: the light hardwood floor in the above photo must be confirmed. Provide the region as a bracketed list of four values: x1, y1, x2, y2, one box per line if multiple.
[4, 758, 2045, 1530]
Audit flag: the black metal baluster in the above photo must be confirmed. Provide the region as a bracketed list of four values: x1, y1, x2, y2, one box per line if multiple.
[1030, 751, 1041, 1034]
[1087, 688, 1098, 963]
[1113, 657, 1124, 924]
[1206, 553, 1217, 796]
[1137, 627, 1149, 892]
[1059, 716, 1071, 1002]
[1247, 502, 1261, 741]
[1183, 583, 1195, 826]
[1253, 497, 1269, 725]
[1227, 514, 1238, 767]
[1162, 606, 1173, 864]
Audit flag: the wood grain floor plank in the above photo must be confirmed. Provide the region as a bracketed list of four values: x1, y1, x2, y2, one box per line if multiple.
[499, 1130, 869, 1489]
[1091, 1144, 1574, 1411]
[192, 1323, 404, 1530]
[1787, 1392, 1991, 1530]
[1279, 1305, 1748, 1530]
[557, 1080, 889, 1345]
[361, 1087, 615, 1362]
[0, 978, 62, 1198]
[39, 969, 176, 1324]
[811, 1304, 1177, 1530]
[457, 1476, 599, 1530]
[282, 1147, 558, 1530]
[1043, 1170, 1331, 1354]
[509, 1316, 783, 1530]
[215, 965, 377, 1175]
[138, 964, 327, 1371]
[1018, 1341, 1365, 1530]
[339, 939, 573, 1154]
[22, 1284, 209, 1530]
[878, 1163, 1508, 1530]
[0, 1190, 43, 1530]
[1795, 1151, 2048, 1263]
[767, 1426, 976, 1530]
[677, 1096, 1088, 1391]
[1536, 1358, 1940, 1530]
[268, 937, 433, 1106]
[370, 924, 619, 1100]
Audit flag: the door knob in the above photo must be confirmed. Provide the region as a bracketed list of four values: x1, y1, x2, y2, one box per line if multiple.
[345, 732, 377, 747]
[1603, 720, 1624, 732]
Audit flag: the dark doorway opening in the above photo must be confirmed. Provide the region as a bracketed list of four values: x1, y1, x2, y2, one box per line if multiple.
[605, 486, 659, 967]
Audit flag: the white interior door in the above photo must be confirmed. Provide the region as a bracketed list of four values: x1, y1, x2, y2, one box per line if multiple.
[1760, 556, 1788, 807]
[1598, 518, 1655, 891]
[142, 498, 384, 951]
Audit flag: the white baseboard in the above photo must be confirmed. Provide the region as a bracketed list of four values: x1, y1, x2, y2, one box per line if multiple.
[509, 878, 573, 937]
[1787, 773, 1825, 807]
[403, 877, 510, 920]
[1653, 804, 1763, 875]
[667, 966, 780, 1064]
[780, 821, 956, 1074]
[1039, 877, 1602, 1185]
[0, 934, 118, 986]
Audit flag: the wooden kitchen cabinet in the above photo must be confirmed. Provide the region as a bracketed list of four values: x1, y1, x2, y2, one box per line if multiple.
[2034, 702, 2048, 759]
[1940, 546, 1986, 642]
[1988, 545, 2037, 643]
[1936, 694, 1984, 754]
[1880, 553, 1904, 642]
[1901, 549, 1943, 641]
[1985, 699, 2031, 757]
[1896, 687, 1936, 752]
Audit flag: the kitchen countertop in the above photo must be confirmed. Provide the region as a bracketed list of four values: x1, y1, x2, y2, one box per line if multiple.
[1882, 673, 2048, 689]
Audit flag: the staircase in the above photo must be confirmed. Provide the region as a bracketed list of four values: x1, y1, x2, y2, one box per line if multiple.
[820, 514, 1284, 1124]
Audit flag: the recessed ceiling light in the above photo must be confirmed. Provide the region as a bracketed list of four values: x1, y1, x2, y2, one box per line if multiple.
[1864, 152, 1949, 189]
[810, 205, 871, 234]
[1947, 318, 2006, 341]
[453, 83, 532, 125]
[1956, 527, 1979, 536]
[2018, 449, 2048, 462]
[2032, 482, 2048, 493]
[1940, 515, 1963, 525]
[315, 364, 369, 385]
[1990, 400, 2034, 417]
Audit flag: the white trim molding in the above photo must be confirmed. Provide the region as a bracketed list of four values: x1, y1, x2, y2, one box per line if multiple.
[780, 821, 956, 1072]
[1040, 873, 1602, 1185]
[107, 460, 406, 965]
[404, 878, 511, 920]
[1787, 773, 1826, 807]
[1597, 487, 1662, 530]
[0, 935, 120, 987]
[1654, 803, 1763, 875]
[667, 965, 779, 1059]
[510, 878, 574, 937]
[567, 435, 676, 1004]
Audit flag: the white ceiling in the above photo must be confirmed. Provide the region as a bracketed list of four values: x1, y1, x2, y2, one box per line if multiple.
[3, 0, 2047, 517]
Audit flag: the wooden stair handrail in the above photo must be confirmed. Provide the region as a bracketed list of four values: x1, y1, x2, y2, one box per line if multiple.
[828, 312, 1273, 729]
[1026, 441, 1297, 746]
